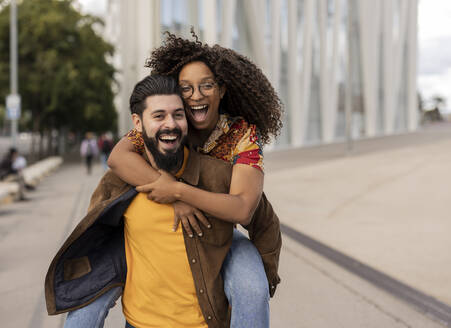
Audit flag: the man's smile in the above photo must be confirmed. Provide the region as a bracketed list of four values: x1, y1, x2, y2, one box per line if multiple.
[156, 129, 182, 151]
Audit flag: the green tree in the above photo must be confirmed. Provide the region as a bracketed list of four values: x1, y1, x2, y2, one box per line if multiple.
[0, 0, 117, 156]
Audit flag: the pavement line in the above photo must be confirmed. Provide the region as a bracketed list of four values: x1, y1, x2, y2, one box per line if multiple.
[281, 223, 451, 327]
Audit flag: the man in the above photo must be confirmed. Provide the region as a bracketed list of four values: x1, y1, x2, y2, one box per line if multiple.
[120, 75, 209, 327]
[98, 133, 113, 171]
[45, 75, 280, 327]
[0, 147, 28, 200]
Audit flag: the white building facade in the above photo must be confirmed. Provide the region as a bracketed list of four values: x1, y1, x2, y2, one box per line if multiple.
[106, 0, 418, 148]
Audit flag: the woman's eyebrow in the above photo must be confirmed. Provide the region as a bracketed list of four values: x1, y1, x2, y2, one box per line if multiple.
[179, 76, 215, 83]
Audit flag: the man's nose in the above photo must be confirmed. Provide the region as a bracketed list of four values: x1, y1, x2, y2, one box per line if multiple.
[163, 115, 177, 129]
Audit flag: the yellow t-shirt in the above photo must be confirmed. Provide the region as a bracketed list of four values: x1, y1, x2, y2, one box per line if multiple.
[122, 148, 207, 328]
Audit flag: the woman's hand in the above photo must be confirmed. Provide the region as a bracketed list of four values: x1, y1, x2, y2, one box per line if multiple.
[172, 201, 211, 237]
[136, 170, 179, 203]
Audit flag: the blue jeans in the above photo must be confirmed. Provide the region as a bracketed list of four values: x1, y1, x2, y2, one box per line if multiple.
[64, 230, 269, 328]
[64, 285, 123, 328]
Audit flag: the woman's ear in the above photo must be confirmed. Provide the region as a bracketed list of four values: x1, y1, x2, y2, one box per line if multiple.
[219, 85, 226, 99]
[132, 113, 143, 133]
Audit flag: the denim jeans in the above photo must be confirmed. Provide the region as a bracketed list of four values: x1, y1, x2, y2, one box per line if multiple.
[222, 229, 270, 328]
[64, 230, 269, 328]
[64, 285, 123, 328]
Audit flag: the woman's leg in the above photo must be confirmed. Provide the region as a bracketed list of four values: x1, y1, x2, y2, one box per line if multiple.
[222, 230, 270, 328]
[64, 286, 123, 328]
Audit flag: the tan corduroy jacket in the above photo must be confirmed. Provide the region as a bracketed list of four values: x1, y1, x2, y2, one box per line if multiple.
[45, 149, 281, 328]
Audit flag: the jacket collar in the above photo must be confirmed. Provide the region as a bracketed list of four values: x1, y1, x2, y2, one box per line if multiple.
[180, 145, 200, 186]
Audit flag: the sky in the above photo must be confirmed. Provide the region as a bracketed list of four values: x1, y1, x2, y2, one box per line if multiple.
[418, 0, 451, 110]
[78, 0, 451, 110]
[77, 0, 106, 17]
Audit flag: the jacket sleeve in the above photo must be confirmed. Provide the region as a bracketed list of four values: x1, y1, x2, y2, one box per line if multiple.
[243, 192, 282, 297]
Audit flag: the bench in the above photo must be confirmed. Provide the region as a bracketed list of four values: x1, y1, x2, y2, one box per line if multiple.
[22, 156, 63, 187]
[0, 182, 20, 204]
[0, 156, 63, 204]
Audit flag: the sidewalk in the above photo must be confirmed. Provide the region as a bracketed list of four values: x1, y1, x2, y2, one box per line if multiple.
[0, 163, 106, 328]
[265, 122, 451, 327]
[0, 123, 449, 327]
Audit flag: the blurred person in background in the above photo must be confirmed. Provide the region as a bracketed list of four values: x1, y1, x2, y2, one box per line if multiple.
[0, 147, 29, 200]
[98, 133, 114, 171]
[80, 132, 99, 175]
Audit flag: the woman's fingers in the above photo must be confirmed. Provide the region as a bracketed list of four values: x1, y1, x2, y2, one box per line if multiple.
[136, 183, 153, 192]
[187, 214, 203, 237]
[173, 216, 181, 232]
[194, 210, 211, 229]
[180, 217, 193, 238]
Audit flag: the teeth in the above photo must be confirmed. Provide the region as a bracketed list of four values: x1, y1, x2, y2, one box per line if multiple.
[191, 105, 208, 110]
[160, 135, 177, 141]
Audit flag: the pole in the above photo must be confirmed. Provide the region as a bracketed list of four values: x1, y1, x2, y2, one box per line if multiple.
[10, 0, 18, 147]
[345, 0, 353, 153]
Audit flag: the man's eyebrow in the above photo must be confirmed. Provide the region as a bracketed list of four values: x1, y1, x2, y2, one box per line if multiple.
[151, 108, 184, 114]
[150, 109, 166, 114]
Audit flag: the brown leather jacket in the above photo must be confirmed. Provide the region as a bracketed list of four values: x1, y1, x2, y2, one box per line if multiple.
[45, 150, 281, 328]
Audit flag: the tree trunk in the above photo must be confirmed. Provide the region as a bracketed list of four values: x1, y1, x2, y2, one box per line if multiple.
[39, 130, 44, 160]
[30, 116, 40, 162]
[47, 129, 53, 156]
[57, 127, 67, 156]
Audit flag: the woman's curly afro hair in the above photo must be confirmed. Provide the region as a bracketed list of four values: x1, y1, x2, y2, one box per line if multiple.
[145, 30, 283, 145]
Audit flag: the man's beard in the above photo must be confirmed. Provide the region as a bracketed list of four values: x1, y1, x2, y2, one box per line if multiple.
[142, 126, 187, 172]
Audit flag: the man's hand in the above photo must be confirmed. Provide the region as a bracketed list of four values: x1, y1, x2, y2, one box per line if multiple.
[136, 170, 179, 203]
[172, 201, 211, 237]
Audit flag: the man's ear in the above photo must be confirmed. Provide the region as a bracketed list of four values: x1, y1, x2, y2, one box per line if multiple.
[132, 113, 143, 133]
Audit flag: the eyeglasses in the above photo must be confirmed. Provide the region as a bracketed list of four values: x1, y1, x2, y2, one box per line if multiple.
[179, 81, 217, 99]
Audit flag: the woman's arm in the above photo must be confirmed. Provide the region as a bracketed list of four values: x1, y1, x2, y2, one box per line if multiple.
[107, 136, 160, 186]
[182, 164, 263, 225]
[138, 164, 264, 226]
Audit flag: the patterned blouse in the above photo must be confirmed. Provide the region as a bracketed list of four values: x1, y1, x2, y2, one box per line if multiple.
[126, 114, 264, 172]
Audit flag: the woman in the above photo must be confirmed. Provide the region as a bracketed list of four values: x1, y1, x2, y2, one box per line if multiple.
[66, 31, 282, 328]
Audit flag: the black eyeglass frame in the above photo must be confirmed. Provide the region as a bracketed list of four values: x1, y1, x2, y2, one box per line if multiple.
[179, 81, 219, 99]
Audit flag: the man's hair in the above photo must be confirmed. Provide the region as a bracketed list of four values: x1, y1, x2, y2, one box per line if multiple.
[129, 74, 181, 116]
[144, 29, 283, 145]
[8, 147, 17, 156]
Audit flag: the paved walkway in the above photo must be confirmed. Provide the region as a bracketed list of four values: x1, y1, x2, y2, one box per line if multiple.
[1, 122, 450, 327]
